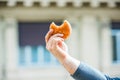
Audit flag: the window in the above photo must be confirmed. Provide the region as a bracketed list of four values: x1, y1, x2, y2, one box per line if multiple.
[18, 22, 61, 67]
[111, 21, 120, 63]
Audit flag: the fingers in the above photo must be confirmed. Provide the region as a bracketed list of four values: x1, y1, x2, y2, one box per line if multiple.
[45, 29, 53, 43]
[45, 29, 64, 43]
[45, 29, 64, 52]
[51, 34, 64, 41]
[46, 37, 63, 51]
[52, 37, 63, 48]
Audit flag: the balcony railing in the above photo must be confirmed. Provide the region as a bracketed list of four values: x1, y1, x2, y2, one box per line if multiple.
[0, 0, 120, 8]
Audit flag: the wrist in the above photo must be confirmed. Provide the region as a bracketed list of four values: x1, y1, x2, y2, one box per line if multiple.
[57, 52, 69, 64]
[60, 55, 80, 75]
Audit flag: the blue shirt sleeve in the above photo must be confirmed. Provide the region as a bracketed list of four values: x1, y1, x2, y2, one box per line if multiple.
[105, 75, 120, 80]
[71, 62, 120, 80]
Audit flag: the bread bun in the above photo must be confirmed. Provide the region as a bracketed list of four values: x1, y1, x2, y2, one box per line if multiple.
[50, 20, 72, 39]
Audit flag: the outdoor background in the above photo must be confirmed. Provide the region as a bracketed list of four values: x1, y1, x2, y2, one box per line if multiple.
[0, 0, 120, 80]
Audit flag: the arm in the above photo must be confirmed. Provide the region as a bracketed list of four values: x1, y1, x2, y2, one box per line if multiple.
[45, 29, 119, 80]
[45, 29, 79, 75]
[72, 62, 107, 80]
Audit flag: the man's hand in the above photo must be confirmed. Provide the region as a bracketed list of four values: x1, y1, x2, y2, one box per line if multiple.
[45, 29, 68, 62]
[45, 29, 80, 75]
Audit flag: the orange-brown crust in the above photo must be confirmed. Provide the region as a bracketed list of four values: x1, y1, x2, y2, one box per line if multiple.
[49, 20, 72, 39]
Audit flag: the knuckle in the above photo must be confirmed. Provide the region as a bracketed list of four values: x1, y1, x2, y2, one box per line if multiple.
[52, 38, 56, 41]
[49, 47, 53, 51]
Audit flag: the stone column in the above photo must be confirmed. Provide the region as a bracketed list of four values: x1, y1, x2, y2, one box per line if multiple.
[66, 17, 81, 60]
[4, 18, 18, 79]
[65, 17, 81, 80]
[0, 18, 6, 80]
[80, 16, 100, 69]
[100, 17, 112, 72]
[62, 17, 80, 80]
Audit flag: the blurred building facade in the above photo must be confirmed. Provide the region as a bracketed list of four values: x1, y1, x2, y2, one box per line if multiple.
[0, 0, 120, 80]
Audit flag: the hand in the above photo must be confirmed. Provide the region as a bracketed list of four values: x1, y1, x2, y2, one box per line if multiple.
[45, 29, 80, 75]
[45, 29, 68, 61]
